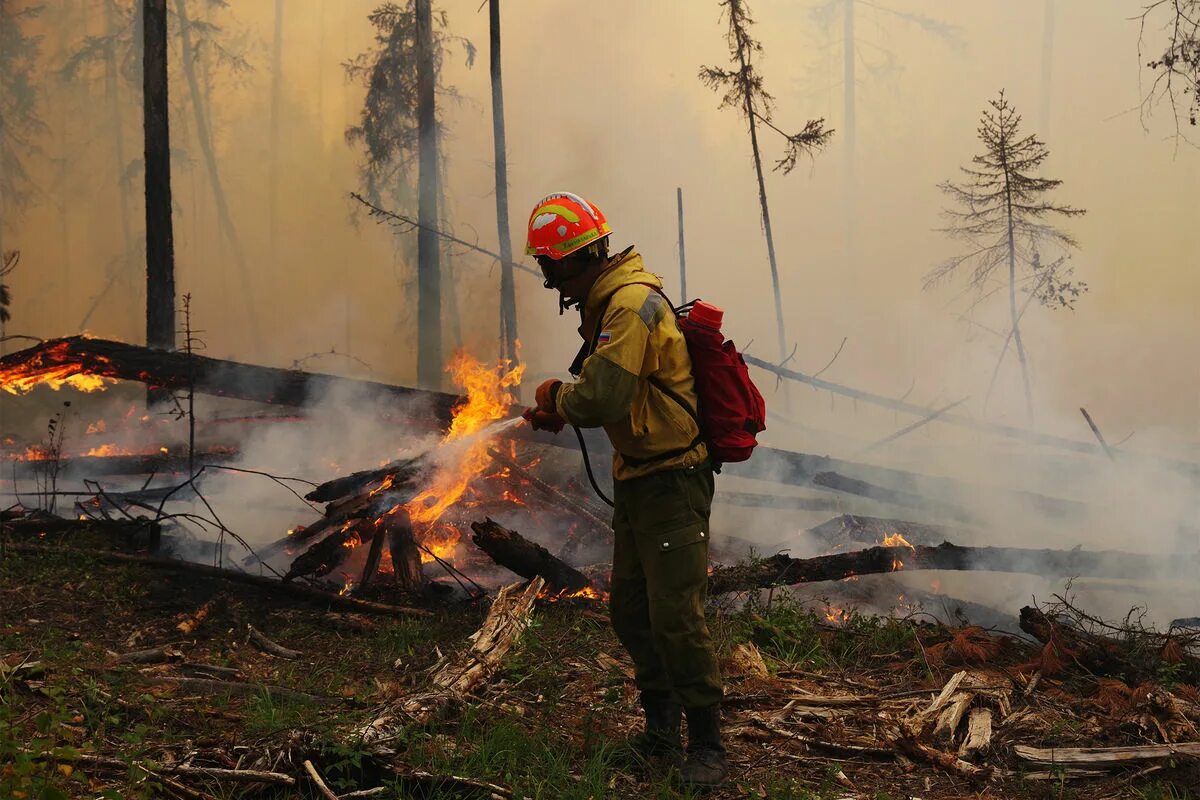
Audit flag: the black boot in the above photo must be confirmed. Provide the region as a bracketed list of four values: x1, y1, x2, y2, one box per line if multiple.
[626, 690, 682, 761]
[681, 705, 729, 789]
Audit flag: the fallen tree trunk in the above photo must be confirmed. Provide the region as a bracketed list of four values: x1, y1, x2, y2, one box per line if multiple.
[2, 543, 431, 616]
[0, 515, 160, 547]
[708, 542, 1197, 595]
[469, 518, 594, 595]
[9, 449, 239, 478]
[0, 336, 459, 420]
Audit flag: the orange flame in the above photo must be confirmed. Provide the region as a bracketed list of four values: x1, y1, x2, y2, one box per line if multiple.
[0, 341, 116, 395]
[881, 532, 916, 550]
[405, 350, 523, 531]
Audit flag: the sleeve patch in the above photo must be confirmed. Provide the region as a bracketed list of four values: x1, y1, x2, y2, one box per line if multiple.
[636, 291, 666, 328]
[597, 331, 612, 345]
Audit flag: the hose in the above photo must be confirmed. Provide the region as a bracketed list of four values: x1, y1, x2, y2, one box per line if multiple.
[572, 425, 614, 508]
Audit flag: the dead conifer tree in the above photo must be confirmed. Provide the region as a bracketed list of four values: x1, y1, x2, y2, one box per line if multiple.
[1139, 0, 1200, 141]
[699, 0, 833, 366]
[926, 91, 1085, 424]
[345, 2, 474, 389]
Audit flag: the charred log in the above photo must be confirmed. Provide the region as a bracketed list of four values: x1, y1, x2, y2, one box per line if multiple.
[306, 457, 425, 503]
[0, 337, 458, 419]
[4, 543, 431, 616]
[385, 507, 423, 592]
[357, 526, 387, 592]
[469, 518, 593, 595]
[0, 515, 160, 550]
[709, 542, 1197, 595]
[284, 520, 367, 581]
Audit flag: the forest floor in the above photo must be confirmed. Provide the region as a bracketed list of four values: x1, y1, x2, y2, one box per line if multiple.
[2, 543, 1198, 800]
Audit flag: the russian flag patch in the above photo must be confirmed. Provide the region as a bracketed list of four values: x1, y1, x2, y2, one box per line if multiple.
[597, 331, 613, 345]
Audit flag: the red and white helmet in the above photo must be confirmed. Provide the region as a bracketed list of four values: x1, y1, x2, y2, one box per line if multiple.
[525, 192, 612, 260]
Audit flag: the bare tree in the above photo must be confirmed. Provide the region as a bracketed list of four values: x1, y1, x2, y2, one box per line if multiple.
[699, 0, 833, 366]
[345, 2, 474, 388]
[488, 0, 518, 367]
[927, 91, 1085, 424]
[1139, 0, 1200, 141]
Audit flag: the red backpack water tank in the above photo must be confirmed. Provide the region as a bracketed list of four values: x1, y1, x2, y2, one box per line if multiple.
[676, 300, 766, 464]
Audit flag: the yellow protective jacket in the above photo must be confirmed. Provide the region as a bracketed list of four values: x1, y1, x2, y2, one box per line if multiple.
[554, 248, 708, 481]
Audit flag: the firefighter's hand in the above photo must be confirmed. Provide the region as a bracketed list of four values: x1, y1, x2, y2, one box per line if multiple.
[523, 407, 565, 434]
[534, 379, 562, 413]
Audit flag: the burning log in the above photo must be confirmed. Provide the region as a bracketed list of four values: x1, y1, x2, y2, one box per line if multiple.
[469, 518, 594, 596]
[283, 520, 367, 581]
[306, 457, 425, 503]
[0, 336, 459, 420]
[708, 541, 1199, 595]
[357, 525, 388, 592]
[386, 507, 423, 592]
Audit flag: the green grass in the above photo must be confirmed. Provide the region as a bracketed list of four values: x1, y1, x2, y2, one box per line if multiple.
[712, 590, 922, 673]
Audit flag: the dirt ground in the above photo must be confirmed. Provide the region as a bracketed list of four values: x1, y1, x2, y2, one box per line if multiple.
[2, 544, 1198, 800]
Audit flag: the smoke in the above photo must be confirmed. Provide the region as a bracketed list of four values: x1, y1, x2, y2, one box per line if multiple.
[2, 1, 1198, 624]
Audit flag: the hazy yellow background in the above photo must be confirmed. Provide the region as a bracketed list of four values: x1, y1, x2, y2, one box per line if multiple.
[7, 0, 1198, 453]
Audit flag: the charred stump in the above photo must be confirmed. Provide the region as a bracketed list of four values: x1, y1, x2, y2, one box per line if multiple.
[386, 507, 423, 592]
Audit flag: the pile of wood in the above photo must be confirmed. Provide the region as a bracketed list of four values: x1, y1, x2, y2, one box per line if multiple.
[260, 457, 429, 591]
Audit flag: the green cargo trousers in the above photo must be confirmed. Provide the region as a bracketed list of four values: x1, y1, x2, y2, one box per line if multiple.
[609, 463, 723, 709]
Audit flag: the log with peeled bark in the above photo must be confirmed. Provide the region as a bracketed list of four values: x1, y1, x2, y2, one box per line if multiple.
[708, 542, 1197, 595]
[357, 578, 544, 753]
[469, 518, 594, 595]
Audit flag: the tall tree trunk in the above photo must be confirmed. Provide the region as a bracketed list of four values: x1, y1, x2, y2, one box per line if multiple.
[489, 0, 518, 366]
[143, 0, 175, 352]
[734, 30, 788, 364]
[269, 0, 284, 257]
[1001, 159, 1034, 424]
[414, 0, 442, 388]
[436, 131, 462, 351]
[172, 0, 261, 346]
[1040, 0, 1055, 135]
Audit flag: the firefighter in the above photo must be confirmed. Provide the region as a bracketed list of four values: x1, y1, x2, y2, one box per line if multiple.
[523, 192, 727, 787]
